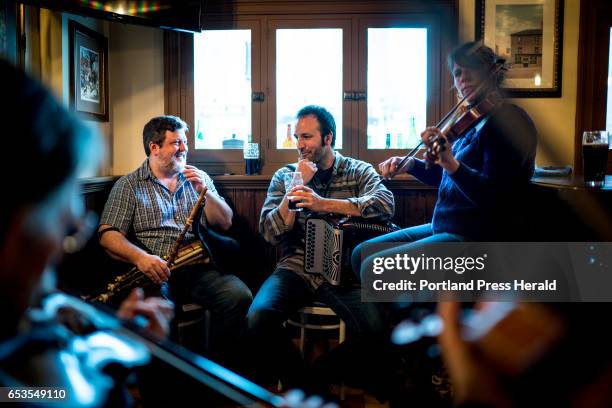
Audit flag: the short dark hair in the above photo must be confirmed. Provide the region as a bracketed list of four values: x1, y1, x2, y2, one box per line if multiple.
[0, 59, 97, 241]
[142, 115, 188, 156]
[447, 41, 506, 86]
[296, 105, 336, 147]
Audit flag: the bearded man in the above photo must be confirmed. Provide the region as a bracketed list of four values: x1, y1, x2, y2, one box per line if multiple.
[246, 105, 394, 391]
[98, 115, 252, 358]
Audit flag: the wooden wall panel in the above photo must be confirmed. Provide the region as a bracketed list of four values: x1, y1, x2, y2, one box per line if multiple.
[574, 0, 612, 174]
[67, 177, 437, 294]
[215, 186, 279, 289]
[391, 190, 436, 228]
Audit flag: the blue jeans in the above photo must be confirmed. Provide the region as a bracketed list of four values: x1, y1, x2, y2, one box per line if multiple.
[351, 223, 469, 283]
[169, 264, 253, 357]
[246, 268, 385, 389]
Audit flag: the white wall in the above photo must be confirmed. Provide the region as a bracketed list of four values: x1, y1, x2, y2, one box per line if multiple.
[108, 23, 165, 175]
[56, 15, 164, 176]
[60, 13, 112, 176]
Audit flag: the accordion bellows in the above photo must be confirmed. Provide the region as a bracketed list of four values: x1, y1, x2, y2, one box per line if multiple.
[305, 216, 400, 285]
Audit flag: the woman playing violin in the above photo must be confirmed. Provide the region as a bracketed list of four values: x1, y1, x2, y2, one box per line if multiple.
[352, 42, 537, 278]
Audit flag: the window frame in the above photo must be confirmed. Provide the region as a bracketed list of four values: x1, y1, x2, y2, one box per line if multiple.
[165, 1, 458, 175]
[186, 19, 262, 167]
[574, 0, 612, 173]
[266, 17, 353, 166]
[356, 15, 442, 165]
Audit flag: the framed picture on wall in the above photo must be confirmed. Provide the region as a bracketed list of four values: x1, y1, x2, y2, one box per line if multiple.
[476, 0, 564, 98]
[69, 20, 109, 121]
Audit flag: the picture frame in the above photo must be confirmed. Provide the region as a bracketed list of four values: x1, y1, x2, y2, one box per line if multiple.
[476, 0, 564, 98]
[69, 20, 109, 121]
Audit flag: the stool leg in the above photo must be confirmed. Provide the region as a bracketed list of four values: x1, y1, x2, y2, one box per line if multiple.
[177, 323, 184, 345]
[299, 312, 306, 358]
[204, 309, 211, 353]
[339, 320, 346, 344]
[338, 319, 346, 401]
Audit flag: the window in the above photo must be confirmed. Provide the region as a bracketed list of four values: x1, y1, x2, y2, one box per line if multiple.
[194, 29, 252, 150]
[275, 28, 343, 149]
[266, 18, 352, 165]
[165, 2, 456, 174]
[356, 16, 441, 165]
[366, 27, 427, 150]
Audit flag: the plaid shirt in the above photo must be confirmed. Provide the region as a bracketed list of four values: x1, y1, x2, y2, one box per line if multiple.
[260, 152, 395, 288]
[100, 159, 219, 257]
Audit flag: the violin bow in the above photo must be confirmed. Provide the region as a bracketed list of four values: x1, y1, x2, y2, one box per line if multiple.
[392, 61, 505, 174]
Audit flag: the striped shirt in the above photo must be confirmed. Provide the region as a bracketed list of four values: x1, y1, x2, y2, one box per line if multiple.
[100, 159, 219, 257]
[259, 152, 395, 288]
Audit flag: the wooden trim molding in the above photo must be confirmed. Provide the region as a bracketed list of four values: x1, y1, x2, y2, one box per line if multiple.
[212, 173, 436, 191]
[164, 30, 193, 119]
[574, 0, 612, 174]
[203, 0, 457, 18]
[213, 175, 274, 190]
[385, 175, 437, 191]
[79, 176, 119, 194]
[79, 173, 436, 193]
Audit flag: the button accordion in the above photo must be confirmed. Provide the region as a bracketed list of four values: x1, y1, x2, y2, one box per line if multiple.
[304, 216, 400, 285]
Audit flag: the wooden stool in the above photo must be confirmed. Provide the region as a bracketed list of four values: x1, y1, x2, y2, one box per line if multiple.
[286, 303, 346, 358]
[175, 303, 211, 353]
[286, 302, 347, 399]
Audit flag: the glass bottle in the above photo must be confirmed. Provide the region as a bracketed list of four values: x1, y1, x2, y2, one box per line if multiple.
[283, 123, 296, 148]
[196, 119, 204, 140]
[408, 116, 417, 147]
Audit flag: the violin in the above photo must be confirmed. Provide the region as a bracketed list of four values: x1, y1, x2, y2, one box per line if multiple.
[0, 293, 150, 407]
[394, 62, 505, 171]
[0, 292, 285, 408]
[423, 89, 502, 168]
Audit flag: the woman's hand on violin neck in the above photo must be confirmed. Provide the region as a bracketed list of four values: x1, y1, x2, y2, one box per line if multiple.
[421, 127, 460, 174]
[421, 126, 443, 145]
[379, 156, 413, 180]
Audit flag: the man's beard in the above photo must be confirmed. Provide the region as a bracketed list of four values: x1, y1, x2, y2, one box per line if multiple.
[300, 145, 326, 165]
[161, 153, 186, 174]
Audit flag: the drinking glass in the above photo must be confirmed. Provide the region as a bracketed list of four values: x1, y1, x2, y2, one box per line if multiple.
[582, 131, 609, 187]
[284, 172, 303, 211]
[243, 142, 260, 175]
